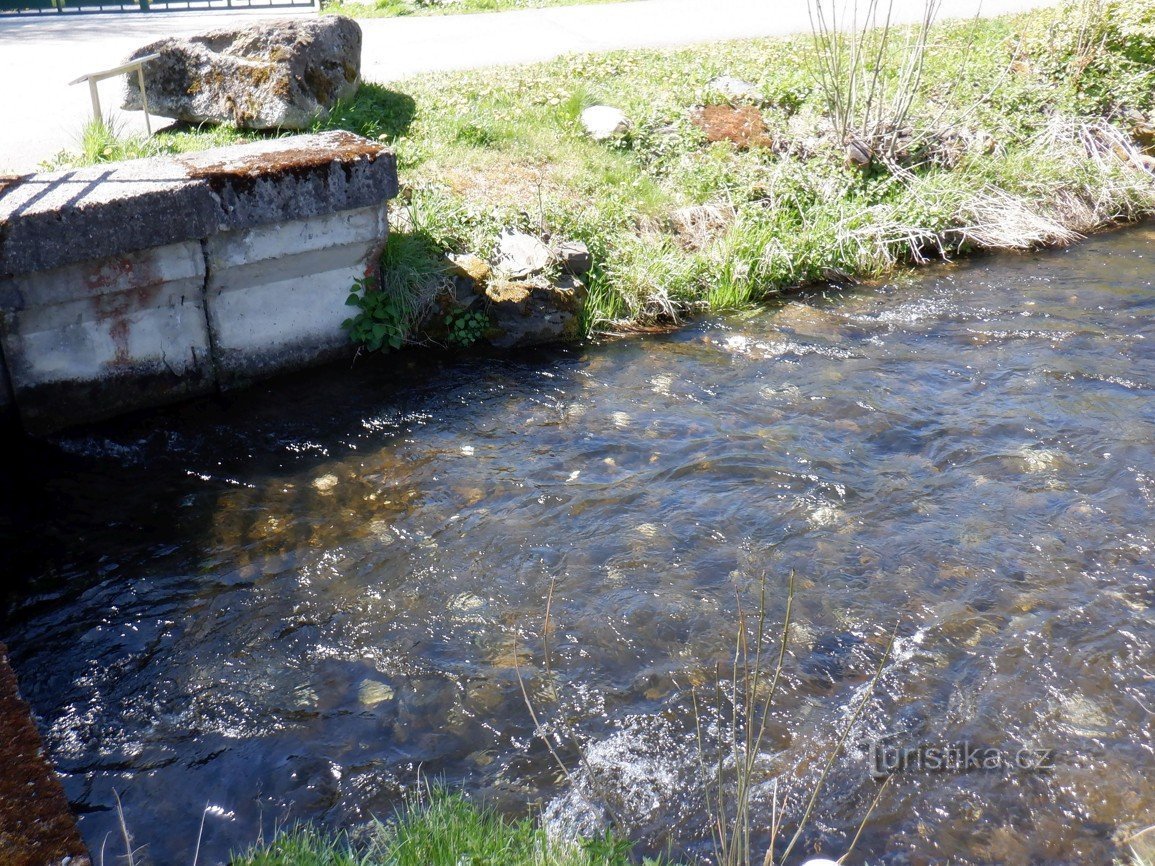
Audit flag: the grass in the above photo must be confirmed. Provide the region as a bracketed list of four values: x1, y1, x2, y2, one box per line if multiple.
[231, 786, 670, 866]
[45, 1, 1155, 340]
[318, 0, 622, 20]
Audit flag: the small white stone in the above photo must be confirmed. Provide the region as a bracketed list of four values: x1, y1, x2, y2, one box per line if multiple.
[580, 105, 631, 141]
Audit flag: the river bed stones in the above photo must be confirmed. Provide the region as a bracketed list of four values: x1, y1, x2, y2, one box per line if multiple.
[123, 17, 362, 130]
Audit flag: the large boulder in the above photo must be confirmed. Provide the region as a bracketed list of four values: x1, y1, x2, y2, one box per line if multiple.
[123, 17, 362, 130]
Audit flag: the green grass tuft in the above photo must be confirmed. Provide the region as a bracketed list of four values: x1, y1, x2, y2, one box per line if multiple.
[231, 787, 672, 866]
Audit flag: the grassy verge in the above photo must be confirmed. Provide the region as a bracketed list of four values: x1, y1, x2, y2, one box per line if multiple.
[319, 0, 622, 20]
[47, 1, 1155, 340]
[231, 787, 668, 866]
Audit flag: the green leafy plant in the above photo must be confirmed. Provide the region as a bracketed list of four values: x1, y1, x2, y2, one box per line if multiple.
[342, 277, 408, 352]
[443, 307, 490, 348]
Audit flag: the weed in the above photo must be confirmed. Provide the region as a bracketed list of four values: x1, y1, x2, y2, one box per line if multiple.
[342, 276, 408, 352]
[807, 0, 942, 161]
[443, 307, 490, 347]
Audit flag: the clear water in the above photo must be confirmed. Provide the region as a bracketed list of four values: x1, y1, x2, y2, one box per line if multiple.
[4, 227, 1155, 865]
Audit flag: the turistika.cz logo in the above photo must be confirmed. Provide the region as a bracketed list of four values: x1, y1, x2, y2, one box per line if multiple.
[867, 738, 1056, 779]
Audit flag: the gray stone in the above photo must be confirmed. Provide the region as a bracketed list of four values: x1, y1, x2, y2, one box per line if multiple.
[580, 105, 630, 141]
[846, 138, 873, 167]
[708, 75, 762, 103]
[123, 17, 362, 130]
[555, 239, 591, 276]
[493, 228, 552, 279]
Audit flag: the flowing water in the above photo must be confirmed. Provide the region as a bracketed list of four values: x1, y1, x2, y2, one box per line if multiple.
[4, 227, 1155, 865]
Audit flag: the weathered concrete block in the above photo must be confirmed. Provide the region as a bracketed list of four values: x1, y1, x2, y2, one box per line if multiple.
[177, 133, 397, 231]
[0, 132, 397, 433]
[0, 241, 213, 432]
[0, 162, 217, 277]
[205, 202, 389, 385]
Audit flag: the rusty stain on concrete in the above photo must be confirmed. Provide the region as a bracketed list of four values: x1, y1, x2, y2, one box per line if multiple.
[0, 642, 89, 866]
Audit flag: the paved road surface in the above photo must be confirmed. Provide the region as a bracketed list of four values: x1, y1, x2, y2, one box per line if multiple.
[1, 0, 1059, 173]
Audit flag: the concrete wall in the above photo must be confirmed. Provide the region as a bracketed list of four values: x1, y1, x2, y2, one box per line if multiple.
[0, 131, 397, 434]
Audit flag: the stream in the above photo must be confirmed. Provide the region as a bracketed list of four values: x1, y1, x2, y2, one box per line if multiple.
[3, 226, 1155, 864]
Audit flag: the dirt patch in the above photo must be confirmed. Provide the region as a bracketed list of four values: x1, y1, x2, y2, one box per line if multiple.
[0, 642, 89, 866]
[437, 158, 569, 210]
[690, 105, 774, 150]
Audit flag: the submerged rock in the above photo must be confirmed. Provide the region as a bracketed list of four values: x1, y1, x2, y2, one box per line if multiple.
[801, 631, 865, 685]
[580, 105, 631, 141]
[123, 17, 362, 130]
[357, 679, 395, 707]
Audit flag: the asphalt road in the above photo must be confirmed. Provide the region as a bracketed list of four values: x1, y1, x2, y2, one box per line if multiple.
[0, 0, 1060, 173]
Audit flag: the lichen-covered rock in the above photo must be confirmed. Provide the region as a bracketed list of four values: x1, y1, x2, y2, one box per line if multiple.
[486, 275, 586, 348]
[123, 17, 362, 130]
[447, 252, 492, 283]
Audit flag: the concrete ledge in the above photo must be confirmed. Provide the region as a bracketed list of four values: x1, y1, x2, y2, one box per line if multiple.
[0, 132, 397, 433]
